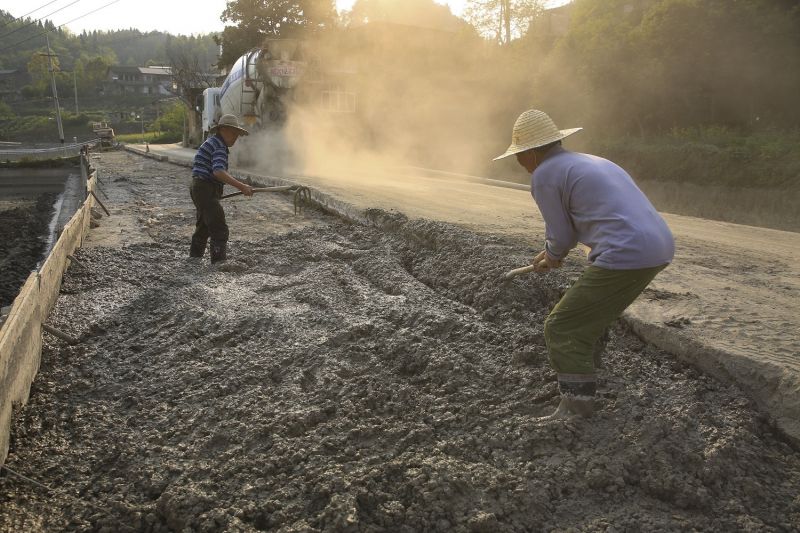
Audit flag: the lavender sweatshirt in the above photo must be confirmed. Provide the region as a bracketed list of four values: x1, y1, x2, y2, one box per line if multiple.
[531, 147, 675, 270]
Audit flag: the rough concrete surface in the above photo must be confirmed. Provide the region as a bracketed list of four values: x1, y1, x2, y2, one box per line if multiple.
[143, 142, 800, 445]
[0, 151, 799, 532]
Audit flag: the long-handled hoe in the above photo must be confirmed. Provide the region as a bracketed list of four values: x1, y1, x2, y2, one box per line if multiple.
[222, 185, 312, 214]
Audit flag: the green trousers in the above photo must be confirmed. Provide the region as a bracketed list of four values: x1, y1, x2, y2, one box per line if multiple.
[544, 264, 667, 376]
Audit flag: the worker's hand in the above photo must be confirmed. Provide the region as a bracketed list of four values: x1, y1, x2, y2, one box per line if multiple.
[532, 250, 563, 273]
[239, 183, 254, 197]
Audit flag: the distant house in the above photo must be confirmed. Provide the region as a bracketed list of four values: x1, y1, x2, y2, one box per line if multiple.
[0, 68, 31, 101]
[103, 65, 175, 96]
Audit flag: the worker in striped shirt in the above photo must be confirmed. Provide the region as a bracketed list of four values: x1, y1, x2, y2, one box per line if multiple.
[495, 109, 675, 421]
[190, 114, 253, 263]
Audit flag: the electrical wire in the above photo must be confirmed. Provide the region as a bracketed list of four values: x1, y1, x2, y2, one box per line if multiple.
[0, 0, 83, 41]
[0, 0, 62, 29]
[57, 0, 123, 32]
[0, 0, 124, 53]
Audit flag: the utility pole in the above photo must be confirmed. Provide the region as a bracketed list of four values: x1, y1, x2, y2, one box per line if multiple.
[40, 35, 64, 145]
[73, 70, 79, 115]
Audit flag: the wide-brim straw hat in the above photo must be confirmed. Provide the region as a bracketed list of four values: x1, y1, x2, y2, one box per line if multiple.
[493, 109, 581, 160]
[211, 114, 249, 136]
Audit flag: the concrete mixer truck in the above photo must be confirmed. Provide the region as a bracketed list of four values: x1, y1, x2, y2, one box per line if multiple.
[201, 39, 307, 140]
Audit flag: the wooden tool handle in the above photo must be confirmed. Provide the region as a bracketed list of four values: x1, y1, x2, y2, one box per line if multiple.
[504, 264, 538, 279]
[221, 185, 295, 199]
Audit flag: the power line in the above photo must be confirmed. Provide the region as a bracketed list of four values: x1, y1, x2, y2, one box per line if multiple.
[0, 0, 83, 41]
[58, 0, 123, 32]
[0, 0, 62, 30]
[0, 0, 124, 53]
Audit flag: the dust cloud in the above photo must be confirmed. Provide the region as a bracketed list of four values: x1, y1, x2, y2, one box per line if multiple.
[234, 14, 534, 185]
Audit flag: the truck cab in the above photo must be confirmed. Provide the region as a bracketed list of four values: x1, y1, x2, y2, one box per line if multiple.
[198, 87, 222, 141]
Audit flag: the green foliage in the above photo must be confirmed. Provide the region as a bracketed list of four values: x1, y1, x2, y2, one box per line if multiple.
[0, 12, 217, 76]
[26, 51, 55, 94]
[150, 131, 183, 144]
[19, 85, 42, 98]
[115, 131, 177, 144]
[0, 101, 14, 119]
[154, 101, 186, 133]
[216, 0, 337, 67]
[0, 156, 80, 169]
[530, 0, 800, 134]
[0, 111, 107, 142]
[595, 127, 800, 189]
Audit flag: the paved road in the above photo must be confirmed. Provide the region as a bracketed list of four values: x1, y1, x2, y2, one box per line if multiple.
[136, 143, 800, 443]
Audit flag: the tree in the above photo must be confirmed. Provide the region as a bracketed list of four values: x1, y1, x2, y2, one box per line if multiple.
[82, 56, 111, 91]
[347, 0, 464, 30]
[541, 0, 800, 133]
[216, 0, 337, 68]
[27, 51, 57, 96]
[167, 40, 219, 146]
[154, 100, 185, 134]
[465, 0, 544, 44]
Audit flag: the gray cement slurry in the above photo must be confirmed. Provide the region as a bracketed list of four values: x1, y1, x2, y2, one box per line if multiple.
[0, 166, 85, 305]
[0, 194, 58, 307]
[1, 152, 798, 531]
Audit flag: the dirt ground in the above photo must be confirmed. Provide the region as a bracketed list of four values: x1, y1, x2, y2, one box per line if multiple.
[1, 150, 799, 532]
[0, 195, 56, 308]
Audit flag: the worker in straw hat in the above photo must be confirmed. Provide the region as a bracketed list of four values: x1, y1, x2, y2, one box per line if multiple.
[495, 109, 675, 420]
[189, 114, 254, 263]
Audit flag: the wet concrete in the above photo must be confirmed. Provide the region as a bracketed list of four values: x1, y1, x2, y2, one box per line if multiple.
[0, 152, 798, 531]
[0, 195, 57, 308]
[138, 142, 800, 446]
[0, 166, 84, 308]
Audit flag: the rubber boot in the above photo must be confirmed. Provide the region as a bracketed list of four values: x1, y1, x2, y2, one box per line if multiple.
[189, 239, 206, 258]
[210, 241, 227, 263]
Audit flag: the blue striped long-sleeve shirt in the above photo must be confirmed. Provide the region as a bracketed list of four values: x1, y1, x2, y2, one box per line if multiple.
[192, 134, 229, 182]
[531, 147, 674, 270]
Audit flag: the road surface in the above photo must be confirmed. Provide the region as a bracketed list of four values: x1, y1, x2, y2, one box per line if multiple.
[139, 143, 800, 443]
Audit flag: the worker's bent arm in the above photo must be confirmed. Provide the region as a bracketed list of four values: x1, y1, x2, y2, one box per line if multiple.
[213, 169, 253, 195]
[533, 183, 578, 259]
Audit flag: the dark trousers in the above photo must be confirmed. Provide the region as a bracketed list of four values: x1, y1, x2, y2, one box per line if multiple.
[544, 264, 667, 375]
[189, 178, 229, 260]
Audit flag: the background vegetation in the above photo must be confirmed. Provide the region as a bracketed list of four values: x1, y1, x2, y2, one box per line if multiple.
[0, 11, 216, 144]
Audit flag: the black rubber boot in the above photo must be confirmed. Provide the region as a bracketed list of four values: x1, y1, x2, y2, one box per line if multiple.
[210, 241, 227, 263]
[189, 239, 206, 258]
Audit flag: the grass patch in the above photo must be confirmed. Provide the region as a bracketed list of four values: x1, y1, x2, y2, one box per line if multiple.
[637, 180, 799, 232]
[597, 127, 800, 189]
[115, 131, 181, 144]
[591, 127, 800, 232]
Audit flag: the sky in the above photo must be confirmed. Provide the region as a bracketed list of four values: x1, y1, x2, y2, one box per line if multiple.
[0, 0, 568, 37]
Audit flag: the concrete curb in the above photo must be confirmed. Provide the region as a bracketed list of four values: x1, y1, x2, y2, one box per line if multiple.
[624, 314, 799, 446]
[123, 146, 799, 446]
